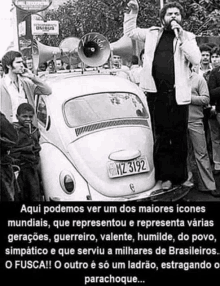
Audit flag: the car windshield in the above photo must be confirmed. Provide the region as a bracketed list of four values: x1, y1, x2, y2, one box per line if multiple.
[64, 92, 148, 127]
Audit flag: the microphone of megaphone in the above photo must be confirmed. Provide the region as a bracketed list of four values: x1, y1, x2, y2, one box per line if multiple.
[83, 42, 98, 58]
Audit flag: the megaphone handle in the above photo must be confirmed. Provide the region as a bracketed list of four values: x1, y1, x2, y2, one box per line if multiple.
[81, 62, 85, 74]
[109, 50, 114, 69]
[69, 54, 71, 70]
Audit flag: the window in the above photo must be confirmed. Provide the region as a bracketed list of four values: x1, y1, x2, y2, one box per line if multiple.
[37, 96, 47, 127]
[64, 92, 148, 127]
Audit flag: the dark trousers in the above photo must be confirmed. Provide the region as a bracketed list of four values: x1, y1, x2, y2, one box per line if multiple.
[148, 90, 188, 185]
[17, 164, 41, 202]
[0, 163, 20, 201]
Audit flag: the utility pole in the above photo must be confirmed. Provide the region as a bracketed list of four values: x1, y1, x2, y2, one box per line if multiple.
[12, 0, 52, 71]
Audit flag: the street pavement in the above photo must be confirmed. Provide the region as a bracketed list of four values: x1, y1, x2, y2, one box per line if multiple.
[180, 147, 220, 202]
[183, 171, 220, 202]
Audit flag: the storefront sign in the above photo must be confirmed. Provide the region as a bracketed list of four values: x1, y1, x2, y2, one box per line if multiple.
[13, 0, 52, 12]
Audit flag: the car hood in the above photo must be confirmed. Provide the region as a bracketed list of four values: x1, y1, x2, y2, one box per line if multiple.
[67, 126, 155, 198]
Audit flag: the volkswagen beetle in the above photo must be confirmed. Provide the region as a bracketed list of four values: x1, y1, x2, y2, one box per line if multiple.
[36, 69, 189, 201]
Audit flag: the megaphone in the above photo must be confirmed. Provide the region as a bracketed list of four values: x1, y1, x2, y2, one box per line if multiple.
[59, 37, 81, 65]
[110, 35, 144, 64]
[110, 36, 133, 59]
[32, 39, 61, 69]
[78, 33, 111, 67]
[32, 37, 81, 69]
[32, 32, 111, 70]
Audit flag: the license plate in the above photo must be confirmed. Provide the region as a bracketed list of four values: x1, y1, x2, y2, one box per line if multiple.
[107, 157, 149, 178]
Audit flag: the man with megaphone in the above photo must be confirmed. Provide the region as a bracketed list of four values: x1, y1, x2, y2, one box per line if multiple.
[124, 1, 201, 191]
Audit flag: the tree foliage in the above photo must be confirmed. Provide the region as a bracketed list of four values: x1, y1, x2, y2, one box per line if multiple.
[38, 0, 220, 47]
[179, 0, 220, 36]
[39, 0, 128, 46]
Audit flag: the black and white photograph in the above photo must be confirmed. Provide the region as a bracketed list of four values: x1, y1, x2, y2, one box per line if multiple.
[0, 0, 220, 281]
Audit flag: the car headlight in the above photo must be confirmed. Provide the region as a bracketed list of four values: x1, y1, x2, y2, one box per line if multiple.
[59, 170, 75, 194]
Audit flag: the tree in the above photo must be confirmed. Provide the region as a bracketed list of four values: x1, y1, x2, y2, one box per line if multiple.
[179, 0, 220, 36]
[39, 0, 129, 46]
[38, 0, 219, 47]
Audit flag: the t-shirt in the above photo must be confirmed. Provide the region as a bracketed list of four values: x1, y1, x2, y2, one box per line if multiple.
[152, 30, 175, 91]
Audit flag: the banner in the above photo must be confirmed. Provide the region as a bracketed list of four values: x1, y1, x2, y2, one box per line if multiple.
[0, 202, 220, 281]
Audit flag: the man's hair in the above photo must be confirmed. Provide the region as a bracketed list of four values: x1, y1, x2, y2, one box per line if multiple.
[131, 55, 139, 65]
[211, 46, 220, 56]
[48, 60, 54, 66]
[39, 62, 48, 70]
[208, 43, 218, 50]
[17, 103, 35, 116]
[1, 50, 23, 74]
[159, 1, 185, 22]
[199, 44, 211, 54]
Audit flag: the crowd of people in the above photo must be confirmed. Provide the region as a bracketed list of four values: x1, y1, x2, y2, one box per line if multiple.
[22, 57, 68, 74]
[0, 0, 220, 201]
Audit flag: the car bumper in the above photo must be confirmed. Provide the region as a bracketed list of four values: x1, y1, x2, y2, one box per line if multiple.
[88, 182, 192, 202]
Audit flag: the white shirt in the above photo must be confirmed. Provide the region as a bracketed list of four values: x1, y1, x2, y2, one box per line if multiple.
[129, 65, 143, 85]
[5, 74, 27, 122]
[198, 64, 212, 76]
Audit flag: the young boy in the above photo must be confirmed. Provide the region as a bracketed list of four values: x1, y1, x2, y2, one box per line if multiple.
[10, 103, 42, 201]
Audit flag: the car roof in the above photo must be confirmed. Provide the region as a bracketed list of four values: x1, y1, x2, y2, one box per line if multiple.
[43, 70, 141, 101]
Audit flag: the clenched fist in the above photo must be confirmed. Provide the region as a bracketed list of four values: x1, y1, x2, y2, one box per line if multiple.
[126, 0, 139, 14]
